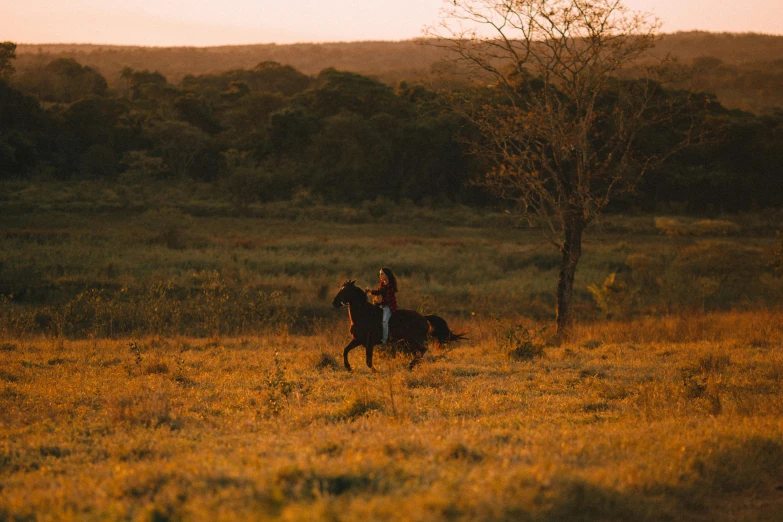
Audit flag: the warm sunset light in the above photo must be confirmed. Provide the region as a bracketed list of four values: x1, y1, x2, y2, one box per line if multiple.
[3, 0, 782, 46]
[2, 0, 783, 520]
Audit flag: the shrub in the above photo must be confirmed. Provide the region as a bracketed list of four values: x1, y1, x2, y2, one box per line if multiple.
[587, 273, 634, 319]
[499, 323, 546, 360]
[264, 352, 295, 417]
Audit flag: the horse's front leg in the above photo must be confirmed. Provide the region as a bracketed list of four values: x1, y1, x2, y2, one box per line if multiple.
[365, 343, 377, 372]
[343, 339, 361, 371]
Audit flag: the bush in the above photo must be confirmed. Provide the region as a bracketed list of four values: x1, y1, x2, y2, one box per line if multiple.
[588, 273, 634, 320]
[498, 323, 546, 360]
[589, 241, 773, 316]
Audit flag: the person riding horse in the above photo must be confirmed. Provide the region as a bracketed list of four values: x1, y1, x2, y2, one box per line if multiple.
[332, 279, 466, 371]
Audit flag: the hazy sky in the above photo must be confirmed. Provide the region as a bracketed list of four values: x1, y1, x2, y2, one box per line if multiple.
[3, 0, 782, 46]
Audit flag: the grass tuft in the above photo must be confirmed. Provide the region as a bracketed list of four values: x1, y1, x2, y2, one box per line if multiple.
[275, 466, 377, 500]
[698, 353, 731, 374]
[337, 395, 382, 421]
[144, 361, 170, 375]
[314, 352, 340, 371]
[109, 386, 174, 428]
[0, 371, 19, 383]
[442, 442, 483, 462]
[582, 339, 603, 350]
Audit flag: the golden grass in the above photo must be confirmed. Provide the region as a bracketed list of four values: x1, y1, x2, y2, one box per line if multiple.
[1, 311, 782, 520]
[2, 193, 783, 519]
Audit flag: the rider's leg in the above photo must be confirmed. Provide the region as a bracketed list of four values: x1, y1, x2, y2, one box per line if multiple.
[382, 306, 391, 343]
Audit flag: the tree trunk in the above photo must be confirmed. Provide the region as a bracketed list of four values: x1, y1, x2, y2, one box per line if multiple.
[556, 214, 585, 339]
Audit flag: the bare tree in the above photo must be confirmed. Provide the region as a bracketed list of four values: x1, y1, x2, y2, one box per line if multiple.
[427, 0, 704, 336]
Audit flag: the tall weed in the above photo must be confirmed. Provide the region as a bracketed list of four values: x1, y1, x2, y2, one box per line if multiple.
[0, 272, 290, 338]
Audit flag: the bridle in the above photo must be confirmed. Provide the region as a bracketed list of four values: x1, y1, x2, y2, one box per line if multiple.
[335, 280, 364, 309]
[336, 286, 352, 308]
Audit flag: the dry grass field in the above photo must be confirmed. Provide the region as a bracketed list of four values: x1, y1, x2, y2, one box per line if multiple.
[1, 313, 782, 521]
[1, 183, 783, 520]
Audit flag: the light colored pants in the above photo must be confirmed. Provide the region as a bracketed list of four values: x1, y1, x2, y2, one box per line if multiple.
[382, 306, 391, 342]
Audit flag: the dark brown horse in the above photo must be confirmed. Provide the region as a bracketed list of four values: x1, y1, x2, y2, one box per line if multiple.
[332, 279, 466, 371]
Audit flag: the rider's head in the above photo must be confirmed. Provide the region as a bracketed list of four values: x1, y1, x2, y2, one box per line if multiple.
[379, 267, 397, 290]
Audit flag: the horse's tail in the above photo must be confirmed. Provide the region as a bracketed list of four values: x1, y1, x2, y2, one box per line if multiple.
[425, 314, 467, 346]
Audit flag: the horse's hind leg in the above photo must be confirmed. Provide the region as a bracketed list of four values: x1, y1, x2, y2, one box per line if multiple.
[407, 340, 426, 370]
[343, 340, 361, 371]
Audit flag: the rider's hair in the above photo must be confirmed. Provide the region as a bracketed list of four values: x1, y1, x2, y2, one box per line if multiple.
[380, 267, 398, 292]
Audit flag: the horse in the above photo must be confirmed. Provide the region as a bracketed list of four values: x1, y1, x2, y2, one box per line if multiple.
[331, 279, 466, 371]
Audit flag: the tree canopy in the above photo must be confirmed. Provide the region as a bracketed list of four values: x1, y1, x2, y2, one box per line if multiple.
[0, 40, 778, 217]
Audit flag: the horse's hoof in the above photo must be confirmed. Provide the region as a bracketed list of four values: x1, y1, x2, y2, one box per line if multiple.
[345, 365, 352, 372]
[369, 366, 378, 373]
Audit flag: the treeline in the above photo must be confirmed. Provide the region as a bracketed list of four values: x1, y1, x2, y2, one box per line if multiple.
[15, 32, 783, 113]
[1, 42, 782, 211]
[2, 51, 477, 205]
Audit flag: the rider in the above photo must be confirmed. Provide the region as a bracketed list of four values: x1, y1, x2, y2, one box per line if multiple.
[367, 267, 398, 344]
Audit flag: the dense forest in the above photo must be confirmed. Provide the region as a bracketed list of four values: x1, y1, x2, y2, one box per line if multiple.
[2, 33, 783, 211]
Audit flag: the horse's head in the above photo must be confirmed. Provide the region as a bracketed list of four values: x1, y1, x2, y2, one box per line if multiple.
[332, 279, 367, 309]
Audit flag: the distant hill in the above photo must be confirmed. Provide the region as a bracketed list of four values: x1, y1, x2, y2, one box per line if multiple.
[651, 31, 783, 63]
[14, 31, 783, 113]
[14, 40, 446, 88]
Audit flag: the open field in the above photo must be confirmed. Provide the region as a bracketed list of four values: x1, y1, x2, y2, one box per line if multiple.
[1, 182, 783, 520]
[2, 181, 782, 334]
[1, 314, 783, 521]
